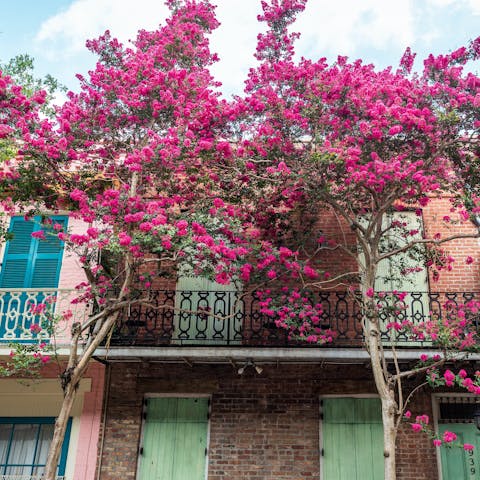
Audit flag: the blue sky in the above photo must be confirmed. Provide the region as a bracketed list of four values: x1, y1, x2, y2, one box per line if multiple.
[1, 0, 479, 99]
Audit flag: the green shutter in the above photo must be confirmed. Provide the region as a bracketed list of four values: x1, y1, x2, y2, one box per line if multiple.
[322, 398, 384, 480]
[439, 423, 480, 479]
[359, 212, 430, 345]
[173, 277, 242, 345]
[380, 213, 429, 345]
[377, 212, 428, 293]
[139, 397, 209, 480]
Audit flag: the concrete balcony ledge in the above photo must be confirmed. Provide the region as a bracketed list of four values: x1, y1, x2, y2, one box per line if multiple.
[93, 346, 480, 364]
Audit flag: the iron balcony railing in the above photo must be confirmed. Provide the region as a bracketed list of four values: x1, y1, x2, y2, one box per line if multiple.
[109, 290, 480, 348]
[0, 289, 86, 343]
[1, 289, 477, 347]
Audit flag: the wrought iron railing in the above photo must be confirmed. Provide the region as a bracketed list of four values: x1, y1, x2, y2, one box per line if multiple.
[0, 289, 85, 343]
[2, 289, 476, 347]
[109, 290, 480, 348]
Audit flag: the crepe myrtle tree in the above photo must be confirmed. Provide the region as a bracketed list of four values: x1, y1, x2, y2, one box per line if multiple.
[226, 1, 480, 479]
[0, 1, 279, 478]
[1, 0, 480, 479]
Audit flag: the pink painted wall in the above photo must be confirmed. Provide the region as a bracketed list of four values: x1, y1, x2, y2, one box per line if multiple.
[56, 219, 106, 480]
[73, 361, 106, 480]
[58, 217, 88, 290]
[56, 216, 89, 344]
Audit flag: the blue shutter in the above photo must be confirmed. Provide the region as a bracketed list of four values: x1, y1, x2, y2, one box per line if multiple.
[0, 217, 68, 341]
[0, 216, 67, 289]
[0, 218, 36, 288]
[31, 217, 67, 288]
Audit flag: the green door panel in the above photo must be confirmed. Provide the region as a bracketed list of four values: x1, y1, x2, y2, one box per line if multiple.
[173, 277, 242, 345]
[139, 397, 208, 480]
[439, 423, 480, 479]
[322, 398, 384, 480]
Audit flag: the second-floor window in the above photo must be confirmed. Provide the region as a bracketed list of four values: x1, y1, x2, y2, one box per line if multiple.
[0, 216, 68, 341]
[0, 216, 68, 290]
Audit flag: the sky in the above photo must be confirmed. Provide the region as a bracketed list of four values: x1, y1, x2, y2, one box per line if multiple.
[1, 0, 479, 99]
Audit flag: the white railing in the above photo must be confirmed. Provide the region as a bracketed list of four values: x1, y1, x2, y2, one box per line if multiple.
[0, 477, 65, 480]
[0, 288, 87, 343]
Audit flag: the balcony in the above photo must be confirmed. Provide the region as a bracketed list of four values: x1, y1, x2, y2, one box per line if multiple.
[109, 290, 480, 348]
[2, 289, 476, 349]
[0, 289, 83, 343]
[0, 477, 65, 480]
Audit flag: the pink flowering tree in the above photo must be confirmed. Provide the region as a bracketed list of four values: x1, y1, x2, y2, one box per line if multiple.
[231, 1, 480, 478]
[1, 0, 480, 478]
[0, 2, 264, 478]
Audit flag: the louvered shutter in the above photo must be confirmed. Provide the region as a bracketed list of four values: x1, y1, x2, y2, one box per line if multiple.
[30, 217, 67, 288]
[173, 277, 242, 345]
[0, 218, 36, 288]
[0, 217, 67, 289]
[0, 217, 68, 340]
[439, 423, 480, 479]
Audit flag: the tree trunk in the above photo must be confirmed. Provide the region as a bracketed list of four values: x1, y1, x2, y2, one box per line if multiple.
[366, 309, 398, 480]
[368, 329, 398, 480]
[44, 377, 79, 480]
[381, 393, 398, 480]
[43, 311, 120, 480]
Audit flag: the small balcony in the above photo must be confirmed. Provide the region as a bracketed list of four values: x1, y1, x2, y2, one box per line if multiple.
[0, 476, 65, 480]
[0, 289, 83, 343]
[110, 290, 480, 348]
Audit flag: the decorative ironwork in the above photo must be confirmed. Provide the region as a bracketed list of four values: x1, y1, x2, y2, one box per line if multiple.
[0, 477, 65, 480]
[0, 289, 85, 343]
[109, 290, 480, 348]
[1, 289, 476, 347]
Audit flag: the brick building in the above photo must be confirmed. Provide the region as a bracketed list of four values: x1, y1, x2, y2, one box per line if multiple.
[89, 196, 480, 480]
[0, 198, 479, 479]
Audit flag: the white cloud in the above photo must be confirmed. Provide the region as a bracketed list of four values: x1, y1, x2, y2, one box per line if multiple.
[295, 0, 414, 60]
[34, 0, 476, 95]
[467, 0, 480, 14]
[210, 1, 264, 95]
[36, 0, 169, 57]
[427, 0, 480, 14]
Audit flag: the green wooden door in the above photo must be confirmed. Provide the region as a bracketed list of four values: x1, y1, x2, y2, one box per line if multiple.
[322, 398, 384, 480]
[173, 277, 242, 345]
[362, 212, 429, 345]
[139, 397, 209, 480]
[439, 423, 480, 479]
[0, 216, 67, 340]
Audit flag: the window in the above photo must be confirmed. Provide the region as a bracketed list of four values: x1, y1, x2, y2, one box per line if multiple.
[0, 417, 71, 477]
[0, 216, 67, 341]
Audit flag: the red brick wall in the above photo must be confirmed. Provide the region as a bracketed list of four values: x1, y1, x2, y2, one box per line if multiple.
[423, 197, 480, 292]
[98, 363, 438, 480]
[396, 388, 438, 479]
